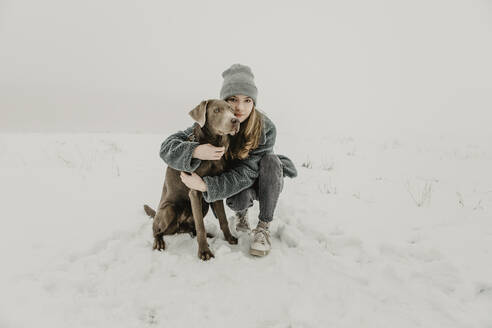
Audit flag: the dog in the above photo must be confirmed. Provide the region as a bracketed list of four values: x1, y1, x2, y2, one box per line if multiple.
[143, 99, 240, 260]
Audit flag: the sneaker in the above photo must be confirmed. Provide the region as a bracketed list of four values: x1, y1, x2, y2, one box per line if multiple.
[249, 221, 271, 257]
[234, 210, 250, 232]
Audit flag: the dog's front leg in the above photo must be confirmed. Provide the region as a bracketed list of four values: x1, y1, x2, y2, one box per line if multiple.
[211, 200, 238, 245]
[189, 189, 214, 260]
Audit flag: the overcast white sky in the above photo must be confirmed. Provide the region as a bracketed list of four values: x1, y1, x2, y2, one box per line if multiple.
[1, 0, 491, 139]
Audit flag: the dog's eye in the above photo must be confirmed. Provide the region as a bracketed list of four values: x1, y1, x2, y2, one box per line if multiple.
[214, 108, 219, 113]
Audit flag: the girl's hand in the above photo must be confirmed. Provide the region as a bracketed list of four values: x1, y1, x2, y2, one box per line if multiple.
[180, 172, 208, 192]
[192, 144, 225, 160]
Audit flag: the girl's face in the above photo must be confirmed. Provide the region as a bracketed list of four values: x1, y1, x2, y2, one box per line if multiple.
[226, 95, 254, 123]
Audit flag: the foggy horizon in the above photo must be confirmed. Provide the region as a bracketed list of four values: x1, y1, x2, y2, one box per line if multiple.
[1, 0, 491, 140]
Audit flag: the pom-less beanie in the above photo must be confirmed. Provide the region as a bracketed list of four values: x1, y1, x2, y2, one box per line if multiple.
[220, 63, 258, 105]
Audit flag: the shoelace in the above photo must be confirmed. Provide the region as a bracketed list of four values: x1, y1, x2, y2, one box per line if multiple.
[252, 228, 270, 245]
[236, 212, 249, 226]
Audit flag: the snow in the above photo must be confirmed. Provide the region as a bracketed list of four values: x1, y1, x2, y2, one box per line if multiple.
[1, 132, 491, 327]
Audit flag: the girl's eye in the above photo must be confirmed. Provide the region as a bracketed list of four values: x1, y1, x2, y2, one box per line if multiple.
[214, 108, 219, 113]
[245, 99, 251, 103]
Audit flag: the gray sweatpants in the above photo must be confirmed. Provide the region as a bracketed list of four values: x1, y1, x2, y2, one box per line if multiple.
[215, 153, 284, 223]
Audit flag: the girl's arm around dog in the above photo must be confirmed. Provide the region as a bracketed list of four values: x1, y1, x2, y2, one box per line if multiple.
[159, 123, 202, 173]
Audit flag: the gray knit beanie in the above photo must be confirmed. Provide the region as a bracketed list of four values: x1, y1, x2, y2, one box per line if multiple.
[220, 63, 258, 105]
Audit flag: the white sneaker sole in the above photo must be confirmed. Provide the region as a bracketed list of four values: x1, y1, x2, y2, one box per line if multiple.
[249, 248, 270, 257]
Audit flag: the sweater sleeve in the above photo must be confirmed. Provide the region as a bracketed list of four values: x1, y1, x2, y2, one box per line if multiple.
[159, 123, 202, 173]
[201, 119, 276, 203]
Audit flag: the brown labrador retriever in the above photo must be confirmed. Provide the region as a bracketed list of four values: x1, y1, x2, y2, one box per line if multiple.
[143, 99, 240, 260]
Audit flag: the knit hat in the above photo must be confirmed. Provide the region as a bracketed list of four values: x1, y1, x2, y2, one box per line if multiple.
[220, 63, 258, 105]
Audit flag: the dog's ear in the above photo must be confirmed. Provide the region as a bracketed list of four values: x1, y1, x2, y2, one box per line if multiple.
[188, 100, 209, 127]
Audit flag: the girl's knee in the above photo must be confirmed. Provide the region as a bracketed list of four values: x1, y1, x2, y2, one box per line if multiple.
[259, 154, 283, 178]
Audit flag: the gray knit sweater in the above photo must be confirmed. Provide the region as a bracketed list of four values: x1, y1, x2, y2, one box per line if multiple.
[159, 112, 297, 203]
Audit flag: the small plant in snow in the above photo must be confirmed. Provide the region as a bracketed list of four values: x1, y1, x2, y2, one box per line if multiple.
[456, 192, 464, 208]
[406, 180, 433, 207]
[57, 153, 74, 168]
[101, 140, 122, 154]
[473, 200, 484, 211]
[301, 156, 313, 169]
[456, 192, 484, 210]
[346, 145, 356, 156]
[112, 157, 120, 177]
[321, 159, 334, 171]
[318, 178, 337, 194]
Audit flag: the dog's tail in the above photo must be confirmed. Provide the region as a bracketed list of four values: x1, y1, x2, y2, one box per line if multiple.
[143, 204, 156, 218]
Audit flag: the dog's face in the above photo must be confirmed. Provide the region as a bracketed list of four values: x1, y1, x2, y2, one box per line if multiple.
[189, 99, 240, 136]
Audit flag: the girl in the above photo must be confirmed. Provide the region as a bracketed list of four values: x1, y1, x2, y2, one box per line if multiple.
[159, 63, 297, 256]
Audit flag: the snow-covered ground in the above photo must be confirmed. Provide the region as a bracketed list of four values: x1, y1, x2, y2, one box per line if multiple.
[0, 132, 491, 327]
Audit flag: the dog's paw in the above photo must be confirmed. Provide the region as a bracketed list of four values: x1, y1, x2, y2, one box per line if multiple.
[198, 247, 215, 261]
[225, 235, 238, 245]
[153, 235, 166, 251]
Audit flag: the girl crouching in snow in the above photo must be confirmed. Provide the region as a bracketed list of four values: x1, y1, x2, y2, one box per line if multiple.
[159, 63, 297, 256]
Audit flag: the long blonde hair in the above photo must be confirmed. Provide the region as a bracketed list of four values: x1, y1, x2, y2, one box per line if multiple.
[225, 106, 263, 161]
